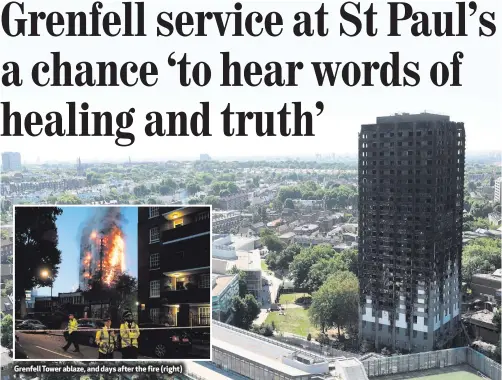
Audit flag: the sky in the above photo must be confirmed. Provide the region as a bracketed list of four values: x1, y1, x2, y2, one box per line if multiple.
[36, 207, 138, 296]
[1, 0, 500, 162]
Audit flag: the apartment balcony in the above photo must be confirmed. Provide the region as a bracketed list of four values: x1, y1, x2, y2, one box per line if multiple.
[161, 286, 210, 304]
[161, 218, 210, 243]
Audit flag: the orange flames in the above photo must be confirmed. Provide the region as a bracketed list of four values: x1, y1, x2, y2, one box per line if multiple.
[86, 227, 126, 287]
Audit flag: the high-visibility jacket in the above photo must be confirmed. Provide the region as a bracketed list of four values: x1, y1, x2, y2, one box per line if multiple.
[67, 319, 78, 334]
[120, 322, 140, 348]
[96, 326, 116, 354]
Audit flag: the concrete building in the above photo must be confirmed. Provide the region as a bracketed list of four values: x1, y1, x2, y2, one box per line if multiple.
[358, 113, 465, 352]
[212, 274, 239, 322]
[137, 206, 211, 327]
[1, 152, 21, 172]
[213, 211, 242, 234]
[219, 192, 249, 210]
[293, 224, 319, 236]
[213, 235, 263, 298]
[495, 177, 502, 204]
[470, 269, 502, 305]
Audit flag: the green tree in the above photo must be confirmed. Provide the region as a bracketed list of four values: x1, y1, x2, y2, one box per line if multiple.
[1, 279, 13, 296]
[260, 229, 285, 254]
[1, 314, 13, 349]
[309, 271, 359, 337]
[289, 244, 334, 292]
[56, 192, 82, 204]
[284, 198, 295, 209]
[229, 267, 248, 297]
[231, 294, 261, 330]
[15, 207, 63, 317]
[462, 238, 501, 285]
[266, 244, 301, 273]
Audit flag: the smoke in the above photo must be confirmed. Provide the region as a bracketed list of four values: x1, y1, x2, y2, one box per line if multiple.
[77, 207, 128, 289]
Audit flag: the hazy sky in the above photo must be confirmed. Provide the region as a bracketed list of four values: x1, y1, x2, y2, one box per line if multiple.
[2, 0, 501, 162]
[36, 207, 138, 296]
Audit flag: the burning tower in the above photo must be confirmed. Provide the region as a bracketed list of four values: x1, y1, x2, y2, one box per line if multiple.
[78, 208, 127, 290]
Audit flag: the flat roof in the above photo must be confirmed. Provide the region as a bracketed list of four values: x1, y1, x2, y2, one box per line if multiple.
[212, 324, 310, 377]
[213, 275, 236, 296]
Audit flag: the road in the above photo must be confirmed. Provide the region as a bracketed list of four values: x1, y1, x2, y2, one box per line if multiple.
[16, 333, 209, 360]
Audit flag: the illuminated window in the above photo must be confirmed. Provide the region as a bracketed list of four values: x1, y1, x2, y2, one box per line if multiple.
[173, 218, 184, 228]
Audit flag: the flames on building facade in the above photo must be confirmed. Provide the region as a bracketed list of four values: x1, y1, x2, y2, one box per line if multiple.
[79, 208, 126, 290]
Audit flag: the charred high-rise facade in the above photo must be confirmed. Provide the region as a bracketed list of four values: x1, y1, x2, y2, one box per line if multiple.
[358, 113, 465, 353]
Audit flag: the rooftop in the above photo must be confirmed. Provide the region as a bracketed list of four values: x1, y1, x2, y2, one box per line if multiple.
[212, 274, 237, 297]
[212, 323, 311, 377]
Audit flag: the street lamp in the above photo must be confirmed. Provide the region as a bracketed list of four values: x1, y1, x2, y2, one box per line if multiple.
[40, 269, 53, 311]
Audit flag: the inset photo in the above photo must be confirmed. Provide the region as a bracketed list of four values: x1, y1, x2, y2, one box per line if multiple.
[13, 205, 211, 361]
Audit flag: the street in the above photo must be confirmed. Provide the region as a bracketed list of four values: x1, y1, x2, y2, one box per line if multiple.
[16, 332, 210, 360]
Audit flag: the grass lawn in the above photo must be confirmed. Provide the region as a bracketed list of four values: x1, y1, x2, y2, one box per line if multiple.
[261, 259, 269, 272]
[264, 307, 317, 336]
[279, 292, 311, 304]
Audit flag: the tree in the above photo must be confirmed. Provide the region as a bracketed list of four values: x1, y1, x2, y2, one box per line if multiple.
[260, 229, 285, 254]
[309, 271, 359, 337]
[284, 198, 295, 209]
[1, 279, 13, 296]
[56, 192, 82, 204]
[15, 207, 63, 317]
[229, 267, 248, 297]
[462, 238, 501, 285]
[110, 273, 138, 323]
[289, 244, 334, 292]
[1, 314, 13, 349]
[231, 294, 261, 330]
[266, 244, 301, 273]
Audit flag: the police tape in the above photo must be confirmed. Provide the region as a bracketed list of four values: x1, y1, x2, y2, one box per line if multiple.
[16, 326, 209, 333]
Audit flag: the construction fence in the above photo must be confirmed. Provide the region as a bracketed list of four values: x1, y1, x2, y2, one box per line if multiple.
[362, 347, 501, 380]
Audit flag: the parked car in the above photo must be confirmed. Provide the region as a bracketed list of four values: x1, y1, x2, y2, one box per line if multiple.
[17, 320, 47, 333]
[137, 323, 192, 358]
[69, 318, 105, 346]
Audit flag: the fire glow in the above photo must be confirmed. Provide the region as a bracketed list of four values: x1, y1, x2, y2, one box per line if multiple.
[79, 207, 127, 290]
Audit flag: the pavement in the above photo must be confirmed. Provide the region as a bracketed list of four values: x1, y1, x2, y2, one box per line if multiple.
[255, 263, 283, 325]
[15, 332, 209, 360]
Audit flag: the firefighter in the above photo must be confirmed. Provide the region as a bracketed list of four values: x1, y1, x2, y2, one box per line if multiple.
[62, 313, 80, 353]
[96, 315, 116, 359]
[120, 310, 140, 359]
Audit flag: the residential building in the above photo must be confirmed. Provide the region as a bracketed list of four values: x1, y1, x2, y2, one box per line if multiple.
[358, 113, 465, 352]
[488, 212, 501, 226]
[213, 211, 242, 234]
[212, 274, 239, 322]
[293, 224, 319, 236]
[495, 177, 502, 204]
[220, 192, 248, 210]
[137, 206, 211, 327]
[1, 152, 21, 172]
[470, 269, 502, 305]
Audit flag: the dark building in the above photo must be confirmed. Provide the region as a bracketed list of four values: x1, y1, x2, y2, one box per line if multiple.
[358, 113, 465, 352]
[138, 206, 211, 327]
